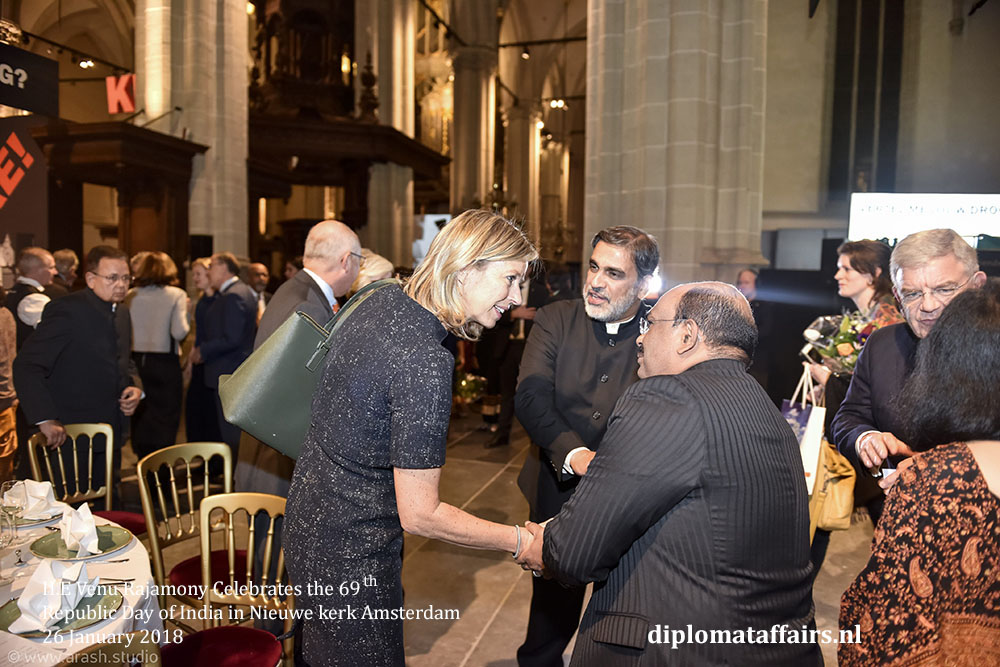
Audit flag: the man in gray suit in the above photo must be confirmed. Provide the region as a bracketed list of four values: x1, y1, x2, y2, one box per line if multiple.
[235, 219, 362, 495]
[519, 282, 819, 666]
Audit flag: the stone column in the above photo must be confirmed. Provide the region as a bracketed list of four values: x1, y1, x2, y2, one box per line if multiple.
[450, 45, 496, 213]
[357, 0, 416, 267]
[538, 139, 570, 262]
[135, 0, 248, 257]
[585, 0, 768, 286]
[505, 105, 541, 241]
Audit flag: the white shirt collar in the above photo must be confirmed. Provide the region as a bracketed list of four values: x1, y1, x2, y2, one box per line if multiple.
[16, 276, 44, 290]
[220, 276, 239, 293]
[605, 311, 637, 335]
[301, 267, 337, 309]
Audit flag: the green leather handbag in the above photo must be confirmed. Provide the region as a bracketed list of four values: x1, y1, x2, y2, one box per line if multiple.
[218, 279, 396, 459]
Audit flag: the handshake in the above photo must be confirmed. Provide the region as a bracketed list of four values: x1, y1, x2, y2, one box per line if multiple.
[514, 521, 547, 576]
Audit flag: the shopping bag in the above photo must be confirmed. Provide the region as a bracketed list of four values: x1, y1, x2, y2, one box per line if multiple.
[217, 279, 396, 459]
[780, 366, 826, 495]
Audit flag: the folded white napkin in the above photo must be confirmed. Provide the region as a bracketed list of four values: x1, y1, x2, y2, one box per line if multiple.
[59, 503, 100, 557]
[8, 560, 97, 633]
[5, 480, 67, 520]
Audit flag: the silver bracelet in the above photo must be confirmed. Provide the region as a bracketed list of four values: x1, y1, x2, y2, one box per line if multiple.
[512, 525, 523, 559]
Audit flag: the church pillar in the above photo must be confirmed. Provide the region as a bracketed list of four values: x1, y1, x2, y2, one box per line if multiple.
[585, 0, 768, 286]
[450, 46, 496, 213]
[505, 105, 541, 242]
[135, 0, 248, 257]
[357, 0, 416, 266]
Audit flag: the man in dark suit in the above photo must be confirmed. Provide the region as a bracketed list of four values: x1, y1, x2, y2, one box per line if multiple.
[514, 226, 659, 667]
[246, 262, 272, 323]
[190, 252, 258, 453]
[830, 228, 985, 523]
[519, 282, 820, 667]
[52, 249, 80, 293]
[235, 219, 361, 497]
[13, 245, 142, 490]
[5, 247, 59, 349]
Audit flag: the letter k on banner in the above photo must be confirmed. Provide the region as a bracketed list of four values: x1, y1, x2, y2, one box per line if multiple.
[106, 73, 136, 114]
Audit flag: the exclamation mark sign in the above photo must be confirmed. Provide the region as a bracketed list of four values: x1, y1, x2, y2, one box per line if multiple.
[6, 132, 34, 168]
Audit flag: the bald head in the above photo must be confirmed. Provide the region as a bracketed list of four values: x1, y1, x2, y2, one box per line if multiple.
[18, 247, 57, 285]
[303, 219, 362, 297]
[637, 281, 757, 378]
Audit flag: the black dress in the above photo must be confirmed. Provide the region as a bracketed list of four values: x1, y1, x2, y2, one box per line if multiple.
[284, 285, 453, 666]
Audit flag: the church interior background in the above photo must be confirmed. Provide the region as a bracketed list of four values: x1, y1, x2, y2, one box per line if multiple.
[1, 2, 999, 664]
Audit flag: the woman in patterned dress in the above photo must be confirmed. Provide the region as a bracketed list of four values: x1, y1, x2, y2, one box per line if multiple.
[839, 280, 1000, 665]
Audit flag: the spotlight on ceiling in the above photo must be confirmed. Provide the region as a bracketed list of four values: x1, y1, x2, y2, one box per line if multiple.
[521, 47, 530, 61]
[246, 2, 255, 15]
[79, 59, 95, 69]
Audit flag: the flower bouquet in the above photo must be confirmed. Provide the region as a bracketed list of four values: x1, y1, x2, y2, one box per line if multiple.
[803, 302, 904, 374]
[802, 312, 877, 375]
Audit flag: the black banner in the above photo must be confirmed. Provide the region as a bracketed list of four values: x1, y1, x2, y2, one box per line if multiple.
[0, 42, 58, 116]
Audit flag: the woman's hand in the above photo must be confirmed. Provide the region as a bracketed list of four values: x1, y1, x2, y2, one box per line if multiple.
[807, 362, 832, 388]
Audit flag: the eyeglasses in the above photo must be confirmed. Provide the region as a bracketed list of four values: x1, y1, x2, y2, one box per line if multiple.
[349, 252, 366, 267]
[91, 273, 132, 285]
[638, 315, 680, 335]
[898, 275, 972, 306]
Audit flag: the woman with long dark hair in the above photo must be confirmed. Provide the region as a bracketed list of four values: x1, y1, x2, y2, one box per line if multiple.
[839, 280, 1000, 665]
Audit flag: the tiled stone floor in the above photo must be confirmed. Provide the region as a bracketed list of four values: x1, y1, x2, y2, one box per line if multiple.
[121, 410, 874, 666]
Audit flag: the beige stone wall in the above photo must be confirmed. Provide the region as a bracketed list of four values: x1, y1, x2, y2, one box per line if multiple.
[896, 0, 1000, 194]
[762, 0, 835, 214]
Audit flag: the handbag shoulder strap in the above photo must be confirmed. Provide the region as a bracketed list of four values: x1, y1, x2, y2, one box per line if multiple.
[305, 279, 399, 371]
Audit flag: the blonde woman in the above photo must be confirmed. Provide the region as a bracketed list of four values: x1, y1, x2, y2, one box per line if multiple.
[348, 249, 394, 296]
[285, 210, 539, 666]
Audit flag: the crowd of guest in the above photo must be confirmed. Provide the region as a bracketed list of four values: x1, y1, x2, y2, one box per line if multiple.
[0, 220, 996, 666]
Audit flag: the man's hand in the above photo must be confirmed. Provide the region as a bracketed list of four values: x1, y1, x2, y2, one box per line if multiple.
[570, 449, 596, 476]
[517, 521, 546, 573]
[878, 456, 916, 491]
[189, 346, 203, 365]
[39, 420, 67, 449]
[858, 431, 914, 472]
[510, 305, 537, 321]
[119, 386, 142, 416]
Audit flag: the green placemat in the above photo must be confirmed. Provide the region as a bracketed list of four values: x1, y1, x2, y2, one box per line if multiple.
[29, 526, 133, 560]
[0, 589, 123, 638]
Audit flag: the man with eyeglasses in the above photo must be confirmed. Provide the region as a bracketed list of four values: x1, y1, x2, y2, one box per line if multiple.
[516, 282, 820, 666]
[514, 225, 658, 667]
[831, 228, 986, 525]
[13, 245, 142, 490]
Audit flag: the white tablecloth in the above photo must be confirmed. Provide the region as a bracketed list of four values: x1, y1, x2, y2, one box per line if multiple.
[0, 515, 163, 666]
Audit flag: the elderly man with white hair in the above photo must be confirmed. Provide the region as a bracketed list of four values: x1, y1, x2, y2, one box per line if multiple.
[830, 228, 986, 524]
[236, 218, 362, 497]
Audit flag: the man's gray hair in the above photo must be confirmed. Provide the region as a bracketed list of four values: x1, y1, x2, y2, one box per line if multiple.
[890, 229, 979, 288]
[304, 220, 356, 269]
[674, 282, 758, 366]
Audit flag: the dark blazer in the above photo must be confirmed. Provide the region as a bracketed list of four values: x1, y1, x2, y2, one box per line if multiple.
[830, 323, 919, 469]
[515, 299, 645, 521]
[5, 281, 45, 349]
[235, 270, 335, 496]
[12, 289, 140, 442]
[199, 279, 257, 389]
[543, 359, 820, 666]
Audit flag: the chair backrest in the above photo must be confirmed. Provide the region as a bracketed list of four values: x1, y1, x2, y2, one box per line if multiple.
[136, 441, 232, 605]
[55, 631, 161, 666]
[27, 423, 114, 511]
[200, 492, 293, 658]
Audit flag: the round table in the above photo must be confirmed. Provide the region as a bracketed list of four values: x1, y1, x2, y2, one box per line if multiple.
[0, 514, 163, 665]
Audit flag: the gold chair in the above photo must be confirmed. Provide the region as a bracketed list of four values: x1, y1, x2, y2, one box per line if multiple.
[27, 423, 146, 535]
[136, 441, 233, 630]
[55, 631, 161, 666]
[160, 492, 293, 667]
